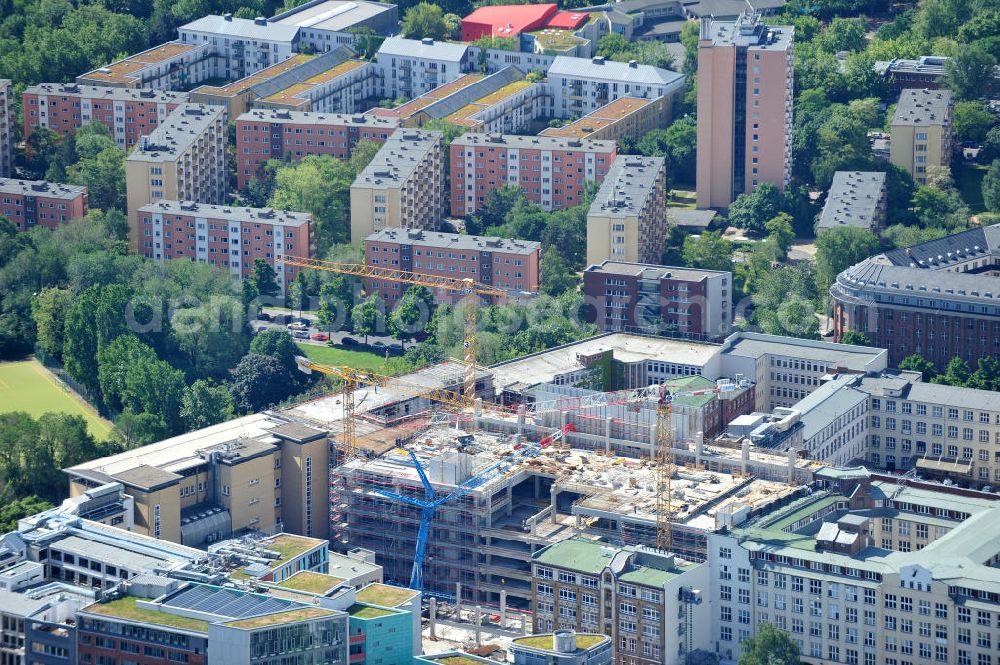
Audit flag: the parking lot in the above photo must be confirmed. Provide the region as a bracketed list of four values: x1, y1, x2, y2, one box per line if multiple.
[252, 311, 402, 353]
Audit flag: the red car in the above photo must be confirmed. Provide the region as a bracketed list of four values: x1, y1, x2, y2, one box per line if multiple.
[311, 332, 330, 342]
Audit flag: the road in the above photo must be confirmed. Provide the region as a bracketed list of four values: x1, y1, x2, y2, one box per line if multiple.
[251, 310, 397, 348]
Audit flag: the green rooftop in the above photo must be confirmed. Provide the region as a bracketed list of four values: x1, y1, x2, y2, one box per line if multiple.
[264, 534, 322, 568]
[514, 633, 607, 651]
[533, 537, 612, 574]
[662, 375, 719, 408]
[274, 571, 345, 595]
[349, 604, 397, 619]
[762, 494, 844, 532]
[224, 607, 335, 629]
[83, 596, 209, 633]
[618, 562, 691, 587]
[430, 657, 493, 665]
[355, 583, 417, 607]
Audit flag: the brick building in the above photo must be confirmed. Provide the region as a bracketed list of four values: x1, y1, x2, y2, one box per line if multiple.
[22, 84, 189, 150]
[364, 227, 541, 305]
[137, 200, 311, 295]
[450, 133, 617, 216]
[586, 155, 667, 266]
[0, 178, 89, 230]
[583, 260, 732, 340]
[235, 109, 398, 189]
[830, 224, 1000, 371]
[0, 79, 12, 178]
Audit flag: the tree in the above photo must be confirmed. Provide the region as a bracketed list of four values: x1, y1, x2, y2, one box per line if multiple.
[268, 155, 357, 252]
[287, 271, 308, 314]
[815, 226, 881, 293]
[390, 286, 433, 348]
[230, 353, 296, 413]
[347, 26, 383, 58]
[727, 184, 784, 235]
[468, 185, 524, 235]
[121, 354, 186, 434]
[933, 356, 972, 386]
[402, 2, 447, 40]
[968, 356, 1000, 392]
[947, 44, 998, 100]
[953, 101, 997, 143]
[349, 139, 382, 173]
[181, 379, 235, 430]
[68, 146, 126, 212]
[351, 294, 384, 344]
[738, 624, 800, 665]
[636, 118, 697, 187]
[250, 258, 279, 299]
[113, 409, 170, 449]
[764, 213, 795, 256]
[682, 232, 732, 272]
[0, 496, 53, 533]
[540, 252, 581, 296]
[97, 334, 158, 414]
[899, 354, 939, 382]
[32, 287, 72, 361]
[840, 330, 871, 346]
[443, 12, 461, 38]
[752, 263, 819, 338]
[250, 328, 300, 374]
[318, 277, 354, 331]
[983, 159, 1000, 213]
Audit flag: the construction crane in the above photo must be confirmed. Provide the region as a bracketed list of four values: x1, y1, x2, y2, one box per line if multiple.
[281, 256, 508, 403]
[375, 423, 576, 591]
[655, 386, 674, 552]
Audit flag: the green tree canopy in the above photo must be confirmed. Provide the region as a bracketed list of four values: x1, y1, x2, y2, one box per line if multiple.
[983, 159, 1000, 212]
[181, 379, 235, 430]
[899, 354, 939, 382]
[728, 184, 784, 236]
[953, 101, 997, 142]
[815, 226, 881, 293]
[947, 44, 998, 100]
[738, 624, 801, 665]
[682, 231, 732, 272]
[402, 2, 448, 40]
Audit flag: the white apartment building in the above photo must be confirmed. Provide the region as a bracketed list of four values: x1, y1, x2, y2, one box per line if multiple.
[547, 56, 685, 120]
[179, 14, 300, 81]
[376, 38, 472, 100]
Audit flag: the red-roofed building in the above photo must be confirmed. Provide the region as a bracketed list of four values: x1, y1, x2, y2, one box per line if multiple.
[545, 11, 589, 30]
[461, 3, 559, 41]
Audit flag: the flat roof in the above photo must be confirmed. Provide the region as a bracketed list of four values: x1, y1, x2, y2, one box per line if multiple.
[588, 155, 664, 218]
[190, 54, 314, 97]
[0, 178, 88, 201]
[113, 464, 182, 491]
[273, 571, 345, 595]
[82, 596, 209, 633]
[378, 36, 468, 62]
[719, 331, 885, 368]
[817, 171, 886, 231]
[702, 13, 793, 50]
[326, 551, 383, 579]
[139, 200, 311, 227]
[77, 42, 199, 85]
[180, 15, 299, 42]
[513, 633, 608, 653]
[272, 0, 395, 31]
[452, 132, 615, 153]
[355, 583, 418, 607]
[23, 83, 188, 104]
[352, 129, 441, 186]
[540, 96, 657, 139]
[462, 4, 557, 36]
[226, 606, 338, 628]
[264, 534, 324, 568]
[240, 107, 398, 129]
[366, 227, 540, 255]
[584, 260, 729, 281]
[548, 55, 684, 87]
[126, 104, 224, 162]
[533, 536, 614, 574]
[0, 590, 49, 618]
[892, 88, 952, 126]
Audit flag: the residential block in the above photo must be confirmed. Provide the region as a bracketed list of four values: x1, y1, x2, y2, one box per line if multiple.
[890, 88, 953, 185]
[816, 171, 887, 234]
[586, 155, 667, 266]
[0, 79, 12, 178]
[547, 55, 684, 120]
[376, 38, 472, 100]
[0, 178, 88, 230]
[178, 14, 300, 81]
[76, 41, 214, 90]
[540, 95, 670, 143]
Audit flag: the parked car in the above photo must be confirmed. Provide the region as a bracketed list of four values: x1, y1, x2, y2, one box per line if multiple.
[257, 312, 271, 321]
[388, 343, 404, 354]
[292, 330, 310, 339]
[287, 322, 308, 331]
[311, 332, 330, 342]
[371, 341, 386, 351]
[340, 336, 360, 347]
[256, 326, 269, 333]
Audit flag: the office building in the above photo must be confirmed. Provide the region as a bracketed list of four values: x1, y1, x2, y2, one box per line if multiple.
[349, 129, 444, 242]
[540, 96, 670, 143]
[364, 227, 541, 304]
[0, 79, 12, 178]
[235, 109, 398, 189]
[178, 14, 300, 81]
[582, 260, 732, 340]
[22, 84, 189, 150]
[547, 55, 684, 120]
[890, 87, 953, 184]
[830, 223, 1000, 370]
[76, 41, 215, 90]
[816, 171, 887, 235]
[269, 0, 399, 52]
[65, 414, 334, 544]
[136, 201, 312, 294]
[874, 56, 951, 91]
[0, 178, 88, 230]
[125, 104, 227, 251]
[695, 11, 793, 208]
[511, 631, 613, 665]
[450, 133, 617, 216]
[376, 37, 472, 100]
[586, 155, 667, 266]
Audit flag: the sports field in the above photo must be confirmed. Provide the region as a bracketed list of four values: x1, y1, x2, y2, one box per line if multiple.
[0, 359, 113, 439]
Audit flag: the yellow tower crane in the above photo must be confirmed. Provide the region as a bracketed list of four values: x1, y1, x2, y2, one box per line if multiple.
[655, 386, 675, 552]
[281, 256, 508, 404]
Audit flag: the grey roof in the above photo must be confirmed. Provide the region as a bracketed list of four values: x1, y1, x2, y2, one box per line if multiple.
[0, 590, 49, 618]
[0, 178, 87, 200]
[835, 259, 1000, 307]
[113, 464, 182, 491]
[54, 534, 169, 572]
[892, 88, 952, 126]
[548, 56, 684, 87]
[239, 107, 398, 128]
[267, 421, 327, 442]
[584, 260, 728, 281]
[416, 66, 525, 120]
[377, 36, 469, 62]
[817, 171, 886, 231]
[140, 200, 311, 227]
[366, 227, 540, 256]
[23, 83, 188, 104]
[684, 0, 786, 18]
[666, 207, 718, 228]
[793, 376, 869, 442]
[701, 14, 793, 50]
[271, 0, 395, 31]
[353, 129, 441, 187]
[247, 46, 356, 99]
[588, 155, 664, 218]
[720, 332, 885, 368]
[874, 56, 949, 77]
[161, 583, 301, 618]
[180, 15, 300, 42]
[127, 104, 224, 163]
[882, 223, 1000, 269]
[857, 372, 1000, 412]
[452, 131, 616, 154]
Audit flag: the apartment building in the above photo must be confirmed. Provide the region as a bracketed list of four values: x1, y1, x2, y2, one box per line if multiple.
[586, 155, 667, 266]
[0, 79, 12, 178]
[830, 224, 1000, 370]
[252, 59, 378, 114]
[235, 109, 398, 189]
[530, 537, 710, 665]
[547, 55, 684, 120]
[443, 78, 546, 134]
[349, 129, 444, 242]
[376, 37, 472, 100]
[582, 260, 732, 340]
[179, 14, 300, 81]
[125, 103, 227, 251]
[367, 73, 487, 124]
[451, 133, 617, 216]
[875, 56, 950, 92]
[695, 12, 793, 209]
[22, 84, 189, 150]
[540, 96, 670, 143]
[364, 227, 541, 304]
[65, 414, 333, 545]
[890, 88, 953, 184]
[0, 178, 88, 230]
[136, 200, 311, 294]
[76, 41, 215, 90]
[708, 467, 1000, 665]
[816, 171, 887, 235]
[269, 0, 399, 52]
[188, 52, 317, 117]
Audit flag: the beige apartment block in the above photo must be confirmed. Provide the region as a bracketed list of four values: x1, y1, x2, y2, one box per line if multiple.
[125, 103, 227, 252]
[0, 79, 13, 178]
[349, 129, 444, 243]
[586, 155, 667, 266]
[696, 12, 793, 209]
[890, 88, 953, 185]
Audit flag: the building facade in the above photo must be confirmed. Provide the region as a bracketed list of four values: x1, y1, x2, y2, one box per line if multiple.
[450, 133, 617, 216]
[582, 260, 732, 340]
[178, 15, 300, 81]
[22, 84, 189, 150]
[364, 228, 541, 304]
[349, 129, 444, 243]
[539, 96, 670, 143]
[125, 104, 227, 251]
[874, 56, 950, 92]
[376, 38, 472, 100]
[695, 12, 793, 209]
[0, 178, 88, 230]
[0, 79, 12, 178]
[586, 155, 667, 266]
[269, 0, 399, 52]
[77, 42, 215, 90]
[546, 55, 684, 120]
[889, 88, 953, 185]
[235, 109, 398, 189]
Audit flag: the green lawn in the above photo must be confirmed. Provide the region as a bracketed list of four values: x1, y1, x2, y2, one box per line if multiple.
[0, 359, 113, 439]
[295, 343, 387, 372]
[957, 163, 987, 213]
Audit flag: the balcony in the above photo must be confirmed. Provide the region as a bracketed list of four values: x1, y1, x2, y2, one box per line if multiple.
[349, 634, 366, 645]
